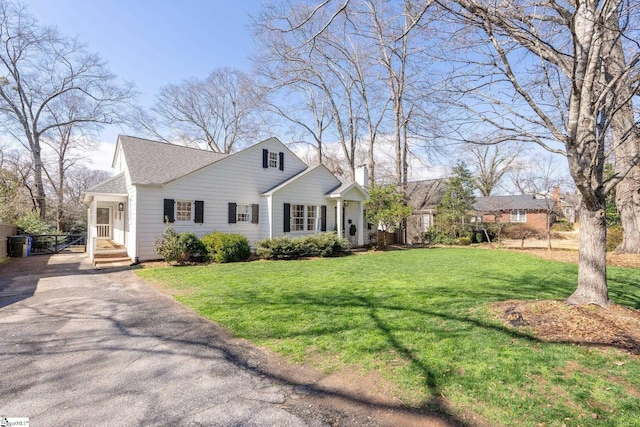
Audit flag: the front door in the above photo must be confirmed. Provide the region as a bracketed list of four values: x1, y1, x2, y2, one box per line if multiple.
[96, 207, 111, 239]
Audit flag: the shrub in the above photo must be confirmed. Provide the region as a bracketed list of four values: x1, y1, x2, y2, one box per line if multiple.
[423, 228, 457, 245]
[502, 224, 543, 240]
[201, 231, 251, 263]
[153, 228, 205, 264]
[153, 227, 181, 263]
[256, 233, 350, 260]
[606, 226, 623, 252]
[551, 220, 574, 232]
[458, 237, 472, 246]
[178, 232, 207, 263]
[16, 211, 56, 235]
[302, 233, 351, 257]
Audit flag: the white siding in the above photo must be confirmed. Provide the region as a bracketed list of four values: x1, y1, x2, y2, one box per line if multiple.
[271, 167, 340, 238]
[133, 139, 316, 260]
[124, 165, 138, 260]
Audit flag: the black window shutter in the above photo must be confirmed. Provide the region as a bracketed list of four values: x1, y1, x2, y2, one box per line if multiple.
[251, 204, 259, 224]
[262, 149, 268, 168]
[279, 152, 284, 171]
[283, 203, 290, 232]
[320, 205, 327, 231]
[163, 199, 175, 223]
[228, 203, 237, 224]
[194, 200, 204, 223]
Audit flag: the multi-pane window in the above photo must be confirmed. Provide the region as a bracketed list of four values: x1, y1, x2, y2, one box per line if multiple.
[176, 201, 192, 221]
[237, 204, 251, 222]
[289, 204, 322, 232]
[292, 204, 305, 231]
[422, 214, 433, 232]
[307, 205, 317, 231]
[510, 209, 526, 223]
[269, 152, 278, 168]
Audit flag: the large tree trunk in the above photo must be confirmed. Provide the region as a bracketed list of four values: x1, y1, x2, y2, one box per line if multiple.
[615, 166, 640, 253]
[31, 146, 47, 221]
[566, 202, 609, 307]
[602, 9, 640, 253]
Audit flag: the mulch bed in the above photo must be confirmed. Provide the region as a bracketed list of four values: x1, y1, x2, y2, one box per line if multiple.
[493, 249, 640, 356]
[491, 299, 640, 355]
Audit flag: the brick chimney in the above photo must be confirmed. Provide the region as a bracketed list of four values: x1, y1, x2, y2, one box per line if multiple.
[553, 186, 561, 202]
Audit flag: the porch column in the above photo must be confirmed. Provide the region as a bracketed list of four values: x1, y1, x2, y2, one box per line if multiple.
[88, 201, 97, 260]
[357, 200, 364, 246]
[336, 200, 344, 239]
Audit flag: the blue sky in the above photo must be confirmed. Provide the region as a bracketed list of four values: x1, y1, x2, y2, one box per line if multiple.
[25, 0, 264, 169]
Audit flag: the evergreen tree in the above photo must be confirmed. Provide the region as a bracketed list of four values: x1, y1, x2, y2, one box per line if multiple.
[436, 163, 476, 239]
[364, 184, 412, 247]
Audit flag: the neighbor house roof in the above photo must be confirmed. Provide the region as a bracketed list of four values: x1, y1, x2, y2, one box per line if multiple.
[474, 195, 552, 212]
[406, 179, 448, 211]
[84, 172, 127, 195]
[118, 135, 228, 185]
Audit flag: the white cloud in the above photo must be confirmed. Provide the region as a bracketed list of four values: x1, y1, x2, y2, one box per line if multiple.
[78, 140, 116, 172]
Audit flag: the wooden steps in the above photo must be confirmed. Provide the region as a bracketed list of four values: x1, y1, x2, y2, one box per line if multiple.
[94, 240, 132, 268]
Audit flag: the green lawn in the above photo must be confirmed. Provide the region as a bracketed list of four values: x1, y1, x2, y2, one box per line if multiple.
[137, 248, 640, 426]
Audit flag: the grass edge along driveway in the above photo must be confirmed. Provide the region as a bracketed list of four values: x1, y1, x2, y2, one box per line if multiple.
[137, 248, 640, 427]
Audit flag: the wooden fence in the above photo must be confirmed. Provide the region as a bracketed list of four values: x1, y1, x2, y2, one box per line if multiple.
[0, 223, 18, 258]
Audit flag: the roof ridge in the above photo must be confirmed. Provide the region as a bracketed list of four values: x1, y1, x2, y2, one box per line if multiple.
[119, 134, 229, 156]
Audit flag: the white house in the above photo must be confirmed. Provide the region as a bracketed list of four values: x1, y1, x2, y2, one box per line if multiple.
[83, 135, 369, 262]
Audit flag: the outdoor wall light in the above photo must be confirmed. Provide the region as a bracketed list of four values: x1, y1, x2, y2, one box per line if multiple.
[118, 202, 124, 212]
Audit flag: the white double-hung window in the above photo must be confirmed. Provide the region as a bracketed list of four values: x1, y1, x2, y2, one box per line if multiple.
[510, 209, 526, 223]
[307, 205, 318, 231]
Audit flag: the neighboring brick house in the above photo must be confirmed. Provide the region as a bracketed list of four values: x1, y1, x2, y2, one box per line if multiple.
[405, 179, 578, 241]
[405, 179, 447, 243]
[472, 195, 557, 234]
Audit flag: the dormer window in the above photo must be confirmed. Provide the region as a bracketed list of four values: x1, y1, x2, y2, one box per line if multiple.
[269, 152, 278, 168]
[262, 149, 284, 171]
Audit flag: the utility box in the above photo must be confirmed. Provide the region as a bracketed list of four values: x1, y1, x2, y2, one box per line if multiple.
[9, 236, 32, 257]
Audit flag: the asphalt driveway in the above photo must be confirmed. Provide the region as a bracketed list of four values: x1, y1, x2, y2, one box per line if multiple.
[0, 253, 329, 426]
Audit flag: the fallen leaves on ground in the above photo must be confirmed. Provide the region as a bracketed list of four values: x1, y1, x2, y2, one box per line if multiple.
[492, 299, 640, 355]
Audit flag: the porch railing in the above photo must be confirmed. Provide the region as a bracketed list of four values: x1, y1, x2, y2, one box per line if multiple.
[97, 224, 110, 238]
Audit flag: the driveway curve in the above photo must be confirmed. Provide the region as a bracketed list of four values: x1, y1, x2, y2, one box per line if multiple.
[0, 253, 328, 426]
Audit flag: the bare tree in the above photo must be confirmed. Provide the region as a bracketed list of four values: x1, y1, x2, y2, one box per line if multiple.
[64, 165, 111, 228]
[463, 143, 523, 196]
[255, 1, 438, 185]
[365, 0, 434, 187]
[0, 1, 133, 220]
[436, 0, 640, 306]
[261, 79, 334, 164]
[254, 1, 372, 179]
[508, 154, 570, 197]
[138, 67, 264, 154]
[602, 10, 640, 254]
[41, 92, 104, 232]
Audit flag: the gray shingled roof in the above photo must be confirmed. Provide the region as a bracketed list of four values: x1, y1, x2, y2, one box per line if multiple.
[406, 179, 447, 211]
[119, 135, 228, 185]
[85, 172, 127, 194]
[474, 195, 552, 212]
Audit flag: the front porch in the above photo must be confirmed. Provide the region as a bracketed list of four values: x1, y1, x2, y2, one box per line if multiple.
[328, 181, 369, 247]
